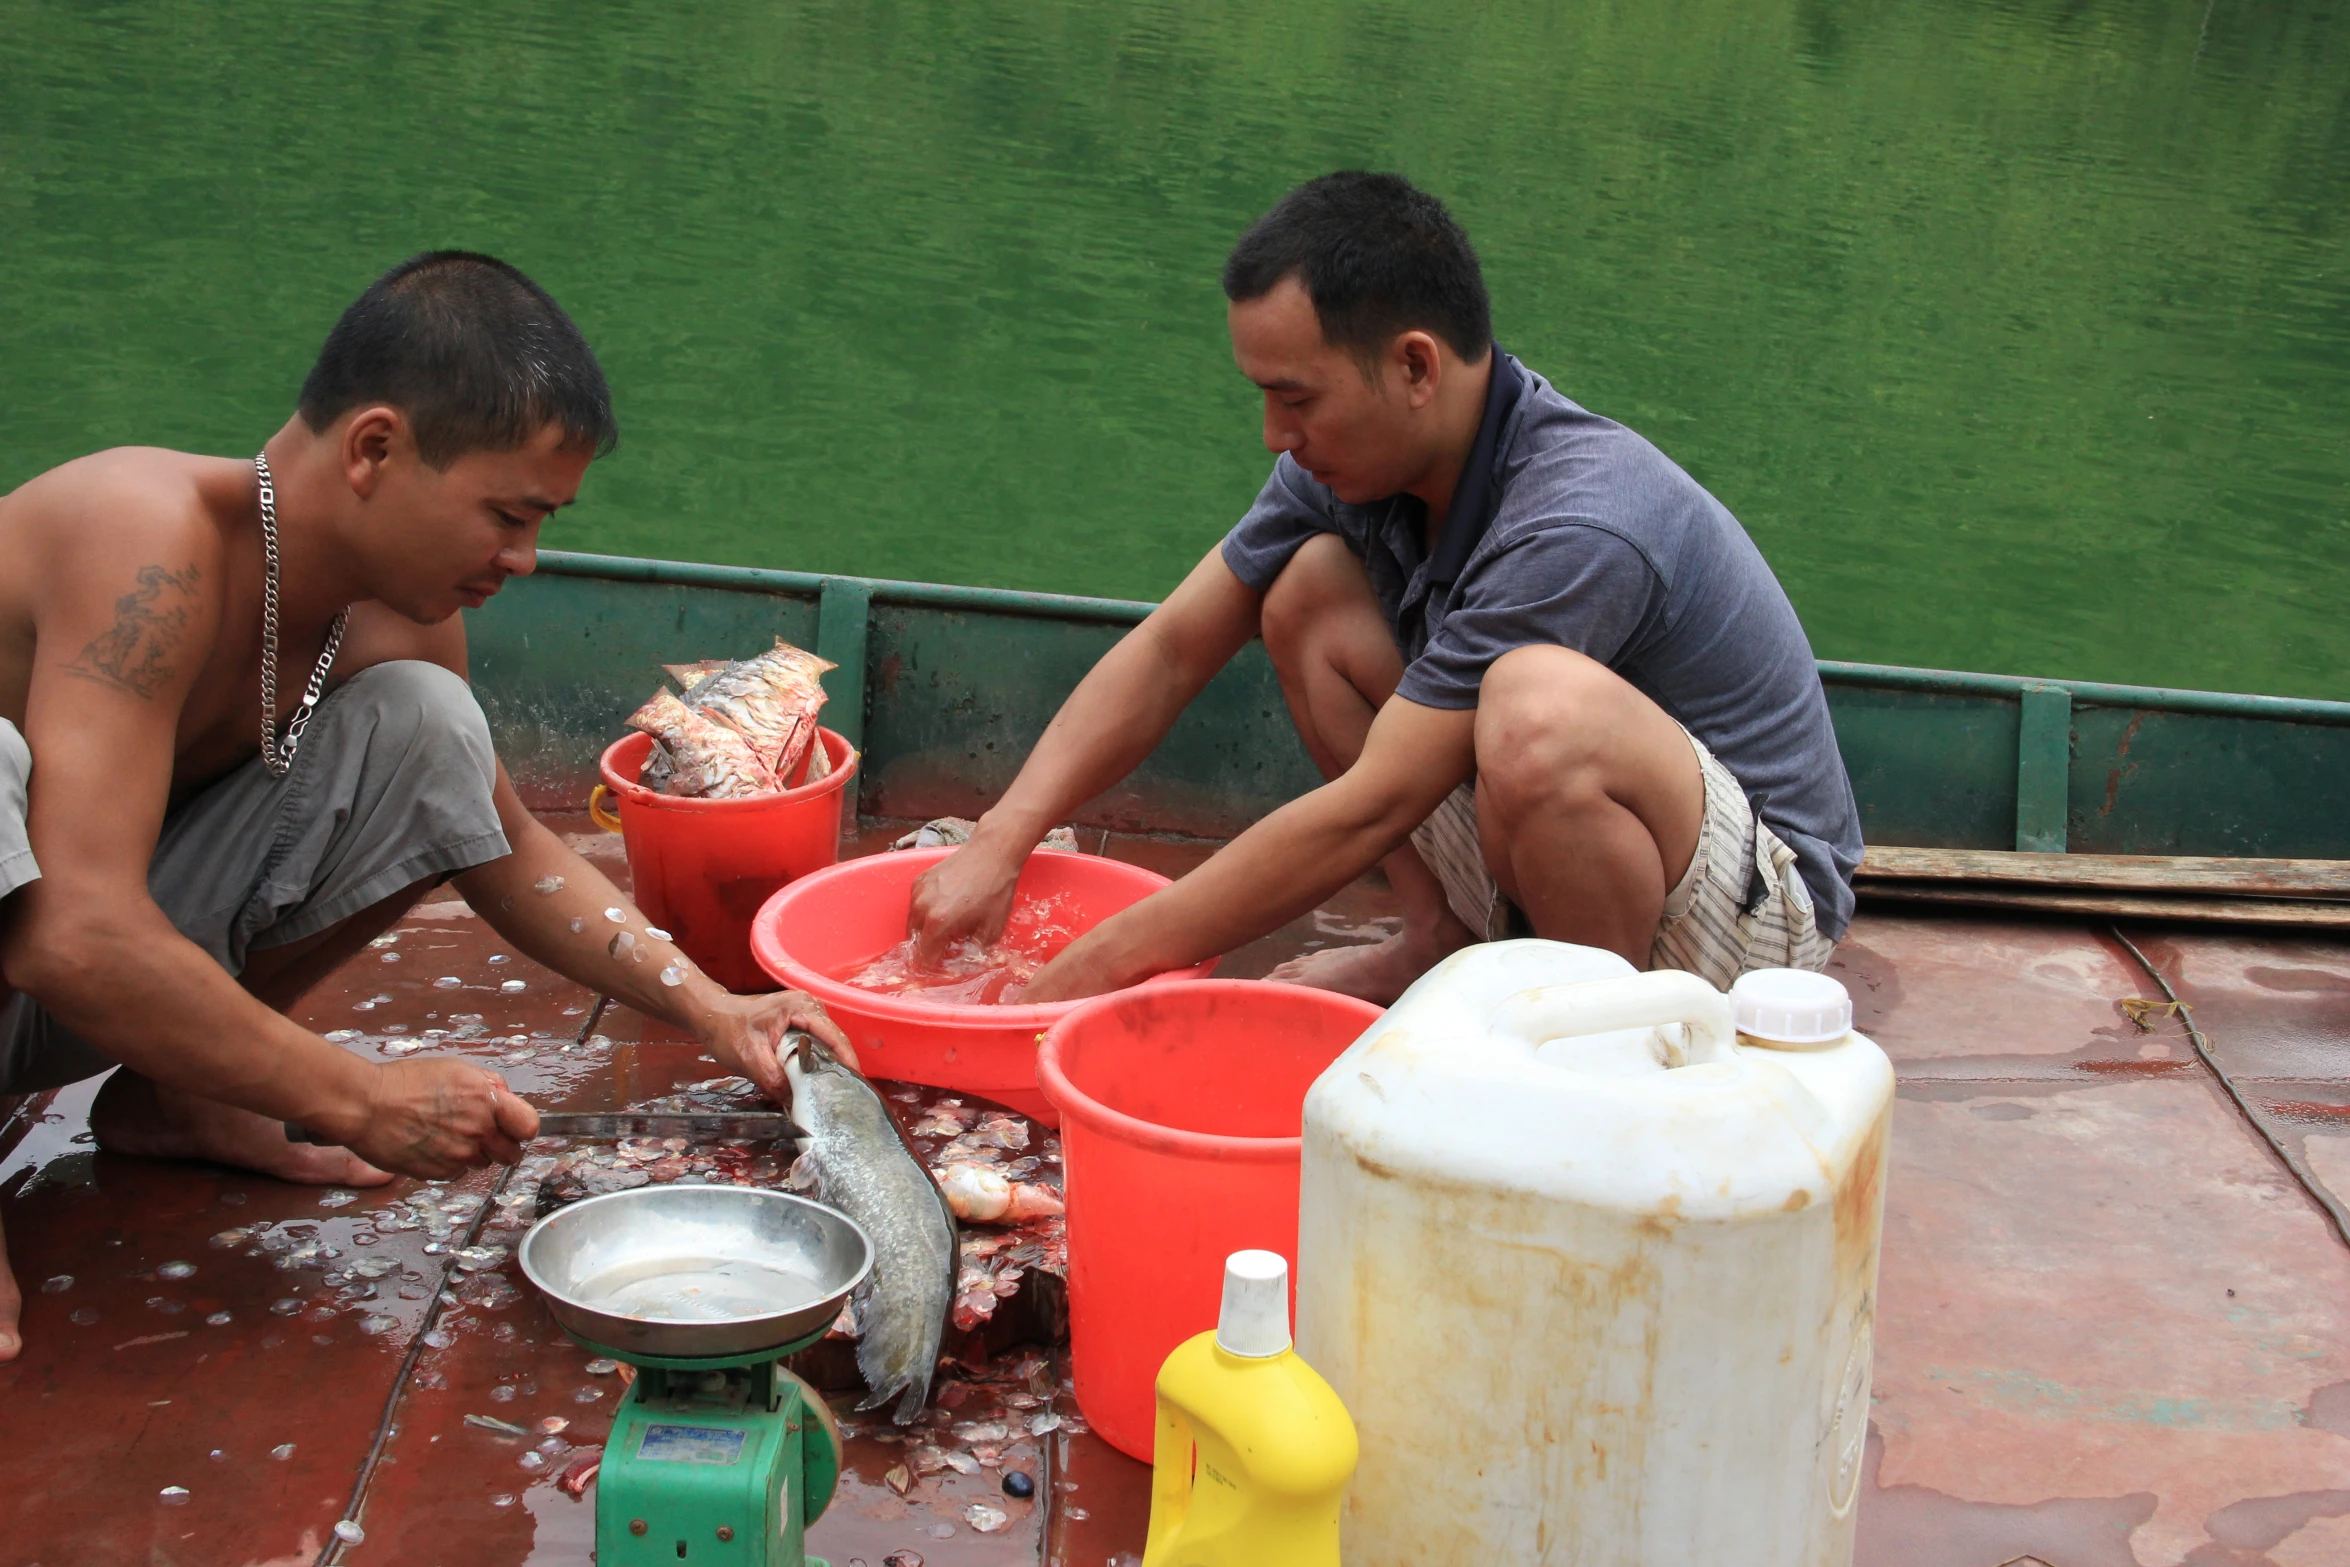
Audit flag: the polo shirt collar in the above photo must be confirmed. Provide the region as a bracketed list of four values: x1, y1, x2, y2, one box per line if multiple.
[1425, 346, 1526, 587]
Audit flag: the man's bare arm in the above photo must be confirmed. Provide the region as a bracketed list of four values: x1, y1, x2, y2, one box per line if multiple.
[392, 614, 853, 1094]
[453, 764, 853, 1095]
[60, 562, 205, 698]
[908, 545, 1264, 959]
[1021, 694, 1477, 1001]
[2, 507, 526, 1177]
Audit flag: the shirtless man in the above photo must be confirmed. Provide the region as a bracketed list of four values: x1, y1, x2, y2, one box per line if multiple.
[0, 251, 845, 1360]
[911, 172, 1862, 1005]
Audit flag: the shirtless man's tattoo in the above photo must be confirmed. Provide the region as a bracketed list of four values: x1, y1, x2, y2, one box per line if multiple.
[64, 564, 202, 697]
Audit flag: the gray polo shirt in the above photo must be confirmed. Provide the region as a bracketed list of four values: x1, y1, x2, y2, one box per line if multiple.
[1220, 350, 1862, 939]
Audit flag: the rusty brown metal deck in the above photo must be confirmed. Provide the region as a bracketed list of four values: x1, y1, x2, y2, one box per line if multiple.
[4, 822, 2348, 1566]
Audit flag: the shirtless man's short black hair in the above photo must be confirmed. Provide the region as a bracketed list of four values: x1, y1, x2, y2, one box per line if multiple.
[297, 250, 621, 468]
[1222, 172, 1492, 373]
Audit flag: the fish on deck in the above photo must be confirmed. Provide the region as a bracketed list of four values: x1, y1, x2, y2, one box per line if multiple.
[784, 1033, 959, 1424]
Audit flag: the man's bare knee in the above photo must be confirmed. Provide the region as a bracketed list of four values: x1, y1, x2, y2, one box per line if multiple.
[1263, 540, 1407, 726]
[1262, 535, 1382, 662]
[1475, 647, 1621, 815]
[1475, 644, 1705, 878]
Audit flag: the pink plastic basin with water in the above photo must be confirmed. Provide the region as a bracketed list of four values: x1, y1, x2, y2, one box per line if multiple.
[749, 847, 1216, 1123]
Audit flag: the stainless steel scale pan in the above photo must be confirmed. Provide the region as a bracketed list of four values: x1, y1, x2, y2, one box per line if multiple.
[518, 1185, 871, 1360]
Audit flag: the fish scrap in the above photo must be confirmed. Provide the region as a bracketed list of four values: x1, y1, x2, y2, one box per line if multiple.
[629, 687, 778, 798]
[938, 1163, 1064, 1223]
[683, 641, 833, 783]
[631, 638, 836, 798]
[891, 817, 1081, 852]
[891, 1095, 1067, 1332]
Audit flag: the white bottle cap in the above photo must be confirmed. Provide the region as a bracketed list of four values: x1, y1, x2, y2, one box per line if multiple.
[1731, 968, 1853, 1045]
[1215, 1250, 1292, 1358]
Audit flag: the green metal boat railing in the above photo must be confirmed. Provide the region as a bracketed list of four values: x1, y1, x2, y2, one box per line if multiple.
[468, 551, 2350, 861]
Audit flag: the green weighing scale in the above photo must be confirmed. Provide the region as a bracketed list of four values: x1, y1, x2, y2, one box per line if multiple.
[519, 1185, 872, 1567]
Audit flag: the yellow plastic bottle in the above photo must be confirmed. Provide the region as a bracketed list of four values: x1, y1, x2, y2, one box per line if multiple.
[1142, 1251, 1358, 1567]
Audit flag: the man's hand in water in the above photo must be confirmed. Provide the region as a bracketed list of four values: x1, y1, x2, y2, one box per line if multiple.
[1016, 937, 1133, 1005]
[696, 988, 858, 1097]
[907, 825, 1029, 966]
[342, 1058, 541, 1180]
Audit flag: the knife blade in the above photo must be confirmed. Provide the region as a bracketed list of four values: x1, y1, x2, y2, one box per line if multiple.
[284, 1110, 796, 1145]
[530, 1111, 795, 1141]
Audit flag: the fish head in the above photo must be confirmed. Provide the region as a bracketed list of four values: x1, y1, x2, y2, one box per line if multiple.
[787, 1028, 840, 1074]
[781, 1031, 816, 1126]
[783, 1028, 852, 1132]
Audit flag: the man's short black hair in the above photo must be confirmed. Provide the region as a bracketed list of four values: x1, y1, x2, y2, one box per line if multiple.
[298, 251, 619, 467]
[1222, 172, 1492, 371]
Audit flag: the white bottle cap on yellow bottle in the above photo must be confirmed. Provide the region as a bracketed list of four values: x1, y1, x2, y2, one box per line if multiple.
[1216, 1250, 1292, 1358]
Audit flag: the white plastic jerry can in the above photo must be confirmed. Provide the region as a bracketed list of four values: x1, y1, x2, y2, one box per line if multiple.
[1296, 941, 1894, 1567]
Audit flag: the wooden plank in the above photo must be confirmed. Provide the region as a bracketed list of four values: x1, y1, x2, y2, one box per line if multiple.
[1855, 882, 2350, 928]
[1857, 845, 2350, 900]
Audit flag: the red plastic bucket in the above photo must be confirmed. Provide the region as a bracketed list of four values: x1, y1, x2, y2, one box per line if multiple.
[595, 729, 858, 992]
[1037, 981, 1385, 1460]
[750, 847, 1216, 1124]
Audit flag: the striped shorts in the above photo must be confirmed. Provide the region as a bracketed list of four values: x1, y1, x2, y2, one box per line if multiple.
[1409, 725, 1836, 991]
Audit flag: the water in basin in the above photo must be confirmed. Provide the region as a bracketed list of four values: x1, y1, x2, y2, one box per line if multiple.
[574, 1255, 827, 1322]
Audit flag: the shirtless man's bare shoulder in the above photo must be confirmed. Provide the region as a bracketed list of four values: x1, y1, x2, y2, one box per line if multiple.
[0, 449, 229, 719]
[0, 444, 470, 803]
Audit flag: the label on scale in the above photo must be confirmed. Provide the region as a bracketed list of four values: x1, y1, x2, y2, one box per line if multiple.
[638, 1424, 749, 1466]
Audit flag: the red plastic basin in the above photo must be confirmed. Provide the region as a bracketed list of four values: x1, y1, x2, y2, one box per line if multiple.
[750, 846, 1216, 1123]
[597, 729, 858, 993]
[1037, 981, 1385, 1460]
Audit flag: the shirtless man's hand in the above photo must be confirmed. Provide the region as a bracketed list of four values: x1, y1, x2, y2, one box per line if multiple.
[351, 1059, 542, 1179]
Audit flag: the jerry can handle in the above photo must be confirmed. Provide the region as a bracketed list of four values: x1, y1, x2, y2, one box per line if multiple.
[588, 783, 625, 835]
[1491, 971, 1739, 1066]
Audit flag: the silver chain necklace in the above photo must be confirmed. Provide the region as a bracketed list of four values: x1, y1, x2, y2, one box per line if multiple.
[253, 453, 351, 777]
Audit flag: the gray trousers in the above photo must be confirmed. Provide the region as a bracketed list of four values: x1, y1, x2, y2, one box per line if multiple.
[0, 660, 511, 1094]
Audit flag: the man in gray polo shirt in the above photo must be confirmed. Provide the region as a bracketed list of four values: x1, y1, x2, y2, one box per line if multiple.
[911, 172, 1862, 1004]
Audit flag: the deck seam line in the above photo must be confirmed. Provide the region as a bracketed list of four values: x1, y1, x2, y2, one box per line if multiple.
[316, 1161, 520, 1566]
[1895, 1070, 2341, 1084]
[315, 993, 613, 1565]
[2108, 925, 2350, 1253]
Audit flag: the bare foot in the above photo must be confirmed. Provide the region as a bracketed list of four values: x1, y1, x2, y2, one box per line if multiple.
[0, 1206, 20, 1363]
[91, 1072, 392, 1189]
[1268, 922, 1475, 1006]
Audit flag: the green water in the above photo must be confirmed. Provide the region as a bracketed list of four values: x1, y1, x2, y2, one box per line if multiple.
[2, 0, 2345, 697]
